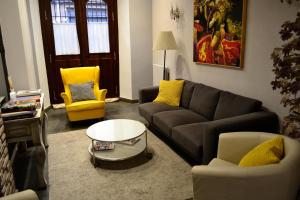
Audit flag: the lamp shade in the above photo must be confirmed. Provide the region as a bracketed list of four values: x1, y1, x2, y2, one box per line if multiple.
[154, 31, 177, 50]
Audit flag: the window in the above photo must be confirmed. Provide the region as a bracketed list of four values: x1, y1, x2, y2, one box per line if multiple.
[86, 0, 110, 53]
[51, 0, 80, 55]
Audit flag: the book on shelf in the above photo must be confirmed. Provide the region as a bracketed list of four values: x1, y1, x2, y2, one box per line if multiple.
[1, 102, 37, 113]
[93, 141, 115, 151]
[1, 110, 37, 121]
[16, 89, 41, 97]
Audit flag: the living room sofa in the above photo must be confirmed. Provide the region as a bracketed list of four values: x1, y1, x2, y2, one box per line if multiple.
[138, 80, 279, 164]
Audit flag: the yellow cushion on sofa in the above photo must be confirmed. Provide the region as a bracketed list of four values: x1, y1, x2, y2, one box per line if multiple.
[153, 80, 184, 107]
[239, 136, 284, 167]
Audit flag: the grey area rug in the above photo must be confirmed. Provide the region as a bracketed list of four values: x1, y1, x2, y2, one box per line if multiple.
[48, 129, 193, 200]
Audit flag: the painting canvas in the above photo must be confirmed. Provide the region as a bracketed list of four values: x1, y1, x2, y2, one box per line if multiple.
[193, 0, 247, 68]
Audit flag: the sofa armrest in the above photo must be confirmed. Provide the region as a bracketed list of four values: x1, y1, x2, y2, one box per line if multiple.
[95, 89, 107, 101]
[138, 86, 159, 103]
[61, 92, 71, 105]
[0, 190, 39, 200]
[199, 111, 279, 164]
[191, 164, 288, 200]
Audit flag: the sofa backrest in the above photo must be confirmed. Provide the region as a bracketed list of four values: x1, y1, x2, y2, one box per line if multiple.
[189, 83, 221, 120]
[180, 80, 196, 108]
[213, 91, 262, 120]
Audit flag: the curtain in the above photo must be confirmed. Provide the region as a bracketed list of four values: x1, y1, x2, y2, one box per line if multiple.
[87, 22, 110, 53]
[53, 23, 80, 55]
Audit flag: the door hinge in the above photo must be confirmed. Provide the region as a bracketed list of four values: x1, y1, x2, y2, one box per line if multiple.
[113, 51, 116, 60]
[115, 86, 118, 95]
[45, 11, 47, 21]
[49, 54, 52, 63]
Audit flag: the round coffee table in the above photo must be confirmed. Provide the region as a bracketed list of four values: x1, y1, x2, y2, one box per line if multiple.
[86, 119, 147, 167]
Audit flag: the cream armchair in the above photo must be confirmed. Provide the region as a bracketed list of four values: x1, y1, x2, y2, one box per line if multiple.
[0, 190, 38, 200]
[192, 132, 300, 200]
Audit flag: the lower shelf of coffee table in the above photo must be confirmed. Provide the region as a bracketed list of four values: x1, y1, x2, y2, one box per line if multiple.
[88, 136, 146, 161]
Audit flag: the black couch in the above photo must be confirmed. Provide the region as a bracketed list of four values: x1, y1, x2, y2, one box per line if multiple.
[138, 80, 279, 164]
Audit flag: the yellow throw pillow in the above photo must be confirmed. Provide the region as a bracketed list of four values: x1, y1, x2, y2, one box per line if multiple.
[153, 80, 184, 107]
[239, 136, 284, 167]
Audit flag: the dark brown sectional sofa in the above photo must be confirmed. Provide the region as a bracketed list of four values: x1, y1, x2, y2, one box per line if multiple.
[138, 80, 279, 164]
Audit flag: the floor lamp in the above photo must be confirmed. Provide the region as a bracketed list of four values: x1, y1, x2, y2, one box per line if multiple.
[154, 31, 177, 80]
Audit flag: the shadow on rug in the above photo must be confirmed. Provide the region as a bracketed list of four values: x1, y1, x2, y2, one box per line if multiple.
[48, 129, 193, 200]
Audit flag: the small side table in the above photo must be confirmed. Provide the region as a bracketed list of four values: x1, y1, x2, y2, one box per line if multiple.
[3, 94, 47, 189]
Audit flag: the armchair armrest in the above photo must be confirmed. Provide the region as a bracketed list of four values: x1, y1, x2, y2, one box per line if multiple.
[191, 164, 288, 200]
[61, 92, 71, 105]
[95, 89, 107, 101]
[138, 86, 159, 103]
[199, 111, 279, 164]
[0, 190, 39, 200]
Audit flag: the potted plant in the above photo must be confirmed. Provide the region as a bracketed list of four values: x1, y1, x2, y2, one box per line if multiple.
[271, 0, 299, 138]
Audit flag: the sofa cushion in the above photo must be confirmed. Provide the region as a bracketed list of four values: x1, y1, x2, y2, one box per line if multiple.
[69, 82, 96, 102]
[66, 100, 104, 112]
[138, 102, 181, 123]
[239, 136, 284, 167]
[172, 123, 206, 162]
[153, 109, 208, 137]
[214, 91, 262, 120]
[189, 84, 221, 120]
[153, 80, 184, 106]
[180, 80, 196, 108]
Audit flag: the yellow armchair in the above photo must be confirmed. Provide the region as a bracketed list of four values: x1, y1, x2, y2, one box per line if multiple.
[60, 66, 107, 121]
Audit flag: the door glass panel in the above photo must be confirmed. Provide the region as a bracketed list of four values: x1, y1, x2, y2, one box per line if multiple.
[51, 0, 80, 55]
[86, 0, 110, 53]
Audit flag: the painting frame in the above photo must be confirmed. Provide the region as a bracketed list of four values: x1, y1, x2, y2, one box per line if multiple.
[193, 0, 247, 69]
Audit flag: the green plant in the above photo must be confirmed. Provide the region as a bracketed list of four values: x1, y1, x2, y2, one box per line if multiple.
[271, 7, 300, 138]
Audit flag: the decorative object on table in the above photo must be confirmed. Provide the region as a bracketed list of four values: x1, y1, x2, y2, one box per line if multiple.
[271, 1, 299, 138]
[193, 0, 247, 68]
[93, 141, 114, 151]
[60, 66, 107, 121]
[170, 5, 181, 21]
[154, 31, 177, 80]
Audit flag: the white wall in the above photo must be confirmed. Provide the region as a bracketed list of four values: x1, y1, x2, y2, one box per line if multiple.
[118, 0, 133, 100]
[27, 0, 50, 107]
[0, 0, 31, 90]
[129, 0, 153, 99]
[0, 0, 51, 107]
[118, 0, 153, 100]
[152, 0, 299, 119]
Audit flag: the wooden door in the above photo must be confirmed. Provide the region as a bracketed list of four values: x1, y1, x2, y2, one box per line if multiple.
[39, 0, 119, 104]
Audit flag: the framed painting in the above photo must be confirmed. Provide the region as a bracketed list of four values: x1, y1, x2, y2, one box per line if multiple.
[193, 0, 247, 69]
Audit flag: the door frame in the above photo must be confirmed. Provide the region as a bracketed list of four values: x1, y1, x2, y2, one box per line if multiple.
[38, 0, 119, 104]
